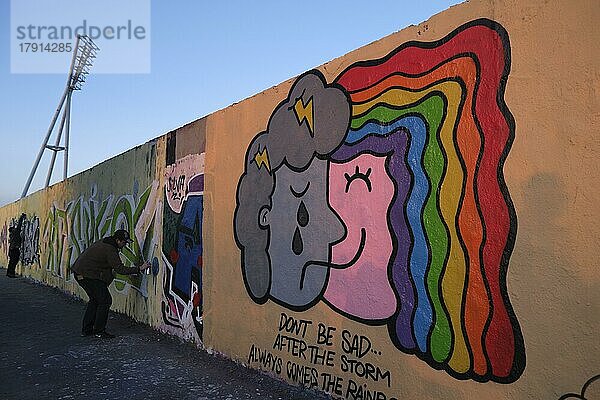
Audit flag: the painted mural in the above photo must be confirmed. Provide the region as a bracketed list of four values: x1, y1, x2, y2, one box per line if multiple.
[234, 19, 524, 383]
[161, 152, 205, 341]
[0, 222, 6, 257]
[20, 215, 40, 265]
[43, 182, 161, 296]
[1, 215, 40, 266]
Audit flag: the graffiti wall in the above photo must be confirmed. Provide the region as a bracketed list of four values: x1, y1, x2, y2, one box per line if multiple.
[160, 124, 206, 341]
[43, 181, 161, 295]
[0, 140, 162, 318]
[2, 214, 40, 266]
[0, 0, 598, 399]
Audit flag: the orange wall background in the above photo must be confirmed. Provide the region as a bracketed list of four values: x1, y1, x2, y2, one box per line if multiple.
[1, 1, 598, 398]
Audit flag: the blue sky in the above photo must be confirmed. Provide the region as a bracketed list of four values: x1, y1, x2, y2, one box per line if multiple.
[0, 0, 462, 207]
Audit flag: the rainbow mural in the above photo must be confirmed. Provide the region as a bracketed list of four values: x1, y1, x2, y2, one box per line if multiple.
[333, 19, 523, 382]
[235, 19, 524, 384]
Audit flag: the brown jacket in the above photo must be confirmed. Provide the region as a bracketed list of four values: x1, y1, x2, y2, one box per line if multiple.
[71, 237, 140, 284]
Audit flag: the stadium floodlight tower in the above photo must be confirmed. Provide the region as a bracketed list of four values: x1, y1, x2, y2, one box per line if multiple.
[21, 34, 99, 198]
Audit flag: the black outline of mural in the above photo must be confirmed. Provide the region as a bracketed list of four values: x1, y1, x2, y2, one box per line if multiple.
[233, 19, 524, 383]
[559, 375, 600, 400]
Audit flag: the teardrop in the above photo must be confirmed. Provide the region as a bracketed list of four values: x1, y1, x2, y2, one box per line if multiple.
[297, 201, 309, 227]
[292, 226, 303, 255]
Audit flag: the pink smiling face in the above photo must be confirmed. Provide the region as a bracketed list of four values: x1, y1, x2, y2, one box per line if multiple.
[324, 153, 397, 321]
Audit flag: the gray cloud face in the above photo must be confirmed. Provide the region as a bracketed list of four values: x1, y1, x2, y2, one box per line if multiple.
[234, 71, 350, 306]
[268, 159, 345, 307]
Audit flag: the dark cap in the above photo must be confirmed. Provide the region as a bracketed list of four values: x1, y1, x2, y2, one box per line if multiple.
[113, 229, 133, 243]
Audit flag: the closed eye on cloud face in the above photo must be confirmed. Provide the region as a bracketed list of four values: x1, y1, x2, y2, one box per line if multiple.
[344, 166, 372, 193]
[290, 181, 310, 198]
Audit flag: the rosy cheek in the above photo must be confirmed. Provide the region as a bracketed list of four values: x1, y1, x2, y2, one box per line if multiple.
[329, 165, 360, 264]
[363, 163, 395, 225]
[328, 164, 353, 219]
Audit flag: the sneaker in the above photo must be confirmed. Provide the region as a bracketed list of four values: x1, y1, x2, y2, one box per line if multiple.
[6, 273, 16, 278]
[81, 331, 93, 337]
[94, 331, 116, 339]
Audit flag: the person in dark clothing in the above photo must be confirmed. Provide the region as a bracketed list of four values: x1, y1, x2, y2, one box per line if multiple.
[6, 213, 26, 278]
[71, 229, 150, 338]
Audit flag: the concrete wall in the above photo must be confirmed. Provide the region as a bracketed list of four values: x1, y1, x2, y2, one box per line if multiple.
[1, 1, 598, 398]
[2, 140, 161, 320]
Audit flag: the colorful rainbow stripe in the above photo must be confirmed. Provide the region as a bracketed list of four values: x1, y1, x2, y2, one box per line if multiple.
[334, 19, 524, 382]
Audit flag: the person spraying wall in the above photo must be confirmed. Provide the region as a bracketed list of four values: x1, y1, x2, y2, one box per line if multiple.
[6, 213, 26, 278]
[72, 229, 150, 338]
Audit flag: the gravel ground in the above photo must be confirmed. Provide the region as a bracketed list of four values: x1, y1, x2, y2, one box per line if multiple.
[0, 273, 333, 400]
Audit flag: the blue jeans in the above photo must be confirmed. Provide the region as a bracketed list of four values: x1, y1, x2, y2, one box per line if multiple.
[75, 277, 112, 334]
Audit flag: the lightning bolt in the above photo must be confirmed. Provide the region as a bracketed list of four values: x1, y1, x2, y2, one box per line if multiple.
[291, 95, 314, 137]
[253, 148, 270, 172]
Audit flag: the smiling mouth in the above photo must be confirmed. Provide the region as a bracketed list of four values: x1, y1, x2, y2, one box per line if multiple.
[299, 227, 366, 290]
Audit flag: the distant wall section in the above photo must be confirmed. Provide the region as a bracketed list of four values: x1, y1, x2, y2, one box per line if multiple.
[0, 119, 207, 341]
[1, 140, 162, 320]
